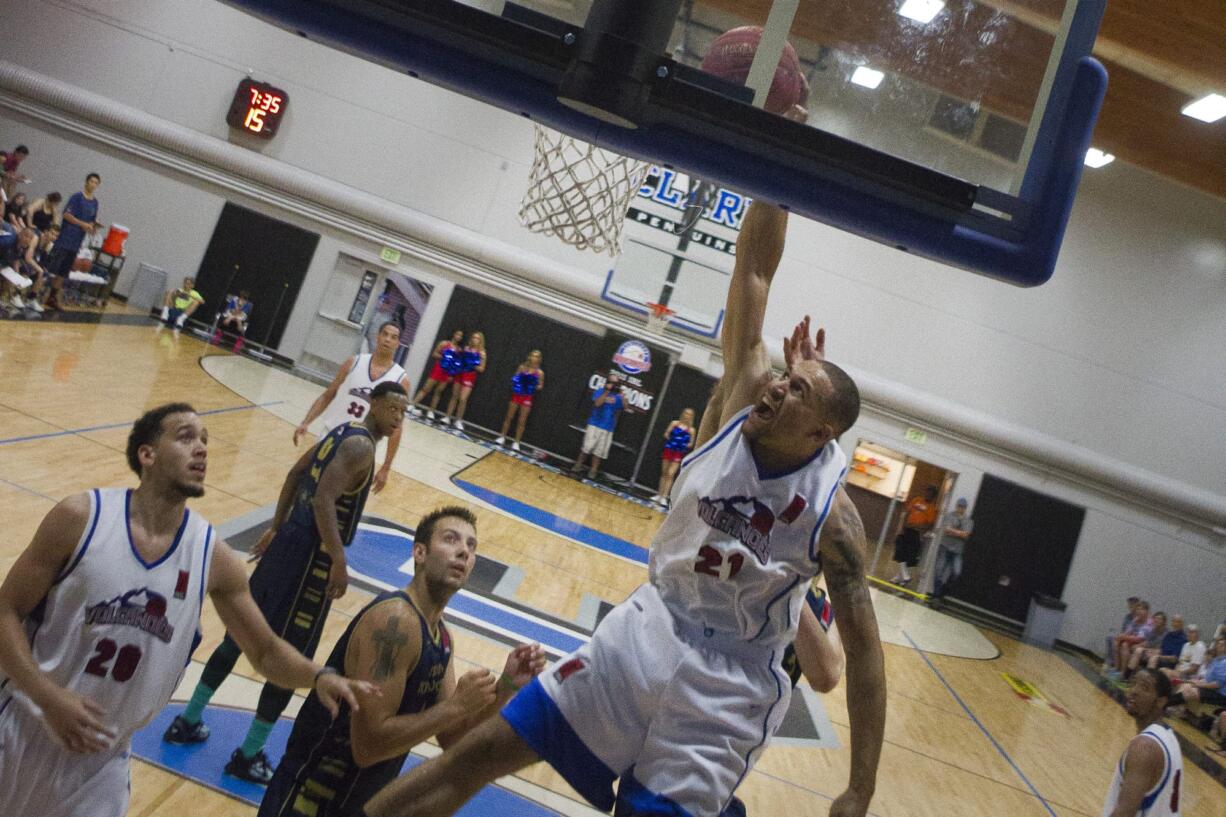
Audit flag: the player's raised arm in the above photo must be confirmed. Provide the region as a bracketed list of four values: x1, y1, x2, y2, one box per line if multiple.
[719, 200, 788, 409]
[0, 494, 118, 752]
[818, 489, 886, 817]
[295, 356, 355, 445]
[206, 541, 376, 716]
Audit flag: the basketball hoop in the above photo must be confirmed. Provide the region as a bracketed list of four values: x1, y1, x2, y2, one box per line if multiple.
[645, 302, 675, 334]
[519, 125, 650, 256]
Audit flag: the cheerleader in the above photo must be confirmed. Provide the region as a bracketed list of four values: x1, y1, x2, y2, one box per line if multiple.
[651, 407, 695, 506]
[495, 350, 545, 451]
[411, 329, 464, 419]
[442, 330, 486, 430]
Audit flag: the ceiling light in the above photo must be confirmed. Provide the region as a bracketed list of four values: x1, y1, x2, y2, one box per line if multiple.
[1181, 93, 1226, 123]
[898, 0, 945, 24]
[1084, 148, 1115, 168]
[851, 66, 885, 90]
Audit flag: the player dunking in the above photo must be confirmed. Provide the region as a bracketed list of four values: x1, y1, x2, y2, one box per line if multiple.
[258, 505, 546, 816]
[295, 321, 410, 493]
[168, 382, 408, 784]
[361, 200, 886, 817]
[0, 403, 373, 817]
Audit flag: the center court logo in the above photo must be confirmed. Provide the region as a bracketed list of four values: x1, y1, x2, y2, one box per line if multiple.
[612, 340, 652, 375]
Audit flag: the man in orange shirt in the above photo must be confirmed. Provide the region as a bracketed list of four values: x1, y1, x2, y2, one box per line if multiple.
[891, 484, 938, 585]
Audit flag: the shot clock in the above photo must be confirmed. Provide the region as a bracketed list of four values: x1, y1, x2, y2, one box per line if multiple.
[226, 78, 288, 139]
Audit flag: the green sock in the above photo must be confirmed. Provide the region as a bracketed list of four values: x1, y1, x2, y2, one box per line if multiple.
[180, 682, 216, 725]
[240, 718, 275, 758]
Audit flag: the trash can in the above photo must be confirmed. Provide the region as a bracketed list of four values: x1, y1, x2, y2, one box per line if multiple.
[1023, 594, 1066, 649]
[127, 263, 168, 313]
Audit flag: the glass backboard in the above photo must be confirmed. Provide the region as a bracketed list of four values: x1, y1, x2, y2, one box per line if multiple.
[220, 0, 1108, 286]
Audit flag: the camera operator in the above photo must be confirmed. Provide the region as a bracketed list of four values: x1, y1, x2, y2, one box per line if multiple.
[571, 371, 625, 481]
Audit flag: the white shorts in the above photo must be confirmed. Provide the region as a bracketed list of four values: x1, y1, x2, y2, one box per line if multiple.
[581, 425, 614, 459]
[0, 696, 131, 817]
[501, 583, 790, 816]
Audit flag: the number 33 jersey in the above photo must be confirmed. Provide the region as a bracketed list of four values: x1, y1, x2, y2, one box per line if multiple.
[1, 488, 214, 744]
[648, 406, 847, 651]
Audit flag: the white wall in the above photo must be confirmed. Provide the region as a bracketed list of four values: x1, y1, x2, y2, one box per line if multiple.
[3, 0, 1223, 650]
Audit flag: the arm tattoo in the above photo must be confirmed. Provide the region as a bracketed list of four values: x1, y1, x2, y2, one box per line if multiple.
[371, 616, 409, 681]
[825, 500, 869, 604]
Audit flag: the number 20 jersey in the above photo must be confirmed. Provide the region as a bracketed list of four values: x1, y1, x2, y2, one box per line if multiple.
[0, 488, 213, 744]
[648, 406, 848, 651]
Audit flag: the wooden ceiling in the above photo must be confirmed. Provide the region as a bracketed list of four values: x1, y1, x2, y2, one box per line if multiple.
[694, 0, 1226, 200]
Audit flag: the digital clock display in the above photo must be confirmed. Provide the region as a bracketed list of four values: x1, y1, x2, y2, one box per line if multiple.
[226, 79, 288, 139]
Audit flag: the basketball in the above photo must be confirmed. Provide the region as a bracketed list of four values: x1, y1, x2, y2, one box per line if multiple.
[700, 26, 807, 114]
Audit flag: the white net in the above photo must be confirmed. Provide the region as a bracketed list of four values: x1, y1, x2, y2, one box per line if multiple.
[519, 125, 650, 256]
[645, 303, 675, 334]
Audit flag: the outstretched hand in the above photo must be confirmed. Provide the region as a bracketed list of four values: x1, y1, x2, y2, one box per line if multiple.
[783, 315, 826, 369]
[502, 643, 547, 690]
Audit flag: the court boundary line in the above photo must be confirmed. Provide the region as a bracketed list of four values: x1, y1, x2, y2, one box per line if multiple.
[904, 630, 1059, 817]
[0, 401, 282, 447]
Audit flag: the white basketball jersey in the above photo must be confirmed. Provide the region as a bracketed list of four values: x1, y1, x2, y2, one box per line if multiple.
[649, 406, 848, 650]
[1101, 724, 1183, 817]
[319, 354, 406, 432]
[0, 488, 213, 744]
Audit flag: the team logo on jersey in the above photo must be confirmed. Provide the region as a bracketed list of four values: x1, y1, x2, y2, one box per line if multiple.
[553, 657, 587, 684]
[697, 495, 774, 563]
[84, 588, 175, 643]
[347, 385, 373, 400]
[612, 340, 652, 375]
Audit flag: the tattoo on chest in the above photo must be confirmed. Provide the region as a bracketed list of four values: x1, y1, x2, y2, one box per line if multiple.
[371, 616, 408, 680]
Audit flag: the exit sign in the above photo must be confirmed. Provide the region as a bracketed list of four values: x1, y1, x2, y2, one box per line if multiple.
[905, 427, 928, 445]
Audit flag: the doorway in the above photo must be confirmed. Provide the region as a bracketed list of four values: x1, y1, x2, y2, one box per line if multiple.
[843, 440, 957, 593]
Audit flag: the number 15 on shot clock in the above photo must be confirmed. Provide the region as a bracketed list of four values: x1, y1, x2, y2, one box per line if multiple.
[226, 78, 289, 140]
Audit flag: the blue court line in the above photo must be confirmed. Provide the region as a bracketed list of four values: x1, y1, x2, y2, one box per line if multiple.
[453, 478, 649, 565]
[132, 704, 564, 816]
[348, 528, 588, 655]
[0, 402, 283, 446]
[903, 630, 1058, 817]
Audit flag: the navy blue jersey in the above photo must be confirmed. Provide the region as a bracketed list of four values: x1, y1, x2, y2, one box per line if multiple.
[259, 591, 452, 816]
[287, 422, 373, 548]
[663, 424, 693, 453]
[438, 344, 465, 374]
[511, 369, 540, 396]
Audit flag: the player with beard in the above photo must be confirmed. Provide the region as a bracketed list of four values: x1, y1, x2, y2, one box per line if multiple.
[258, 506, 546, 816]
[168, 382, 409, 784]
[0, 403, 375, 817]
[361, 198, 886, 817]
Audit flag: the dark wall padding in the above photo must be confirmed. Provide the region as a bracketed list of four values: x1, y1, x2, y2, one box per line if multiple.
[635, 363, 717, 490]
[425, 286, 605, 456]
[195, 202, 320, 348]
[954, 474, 1085, 621]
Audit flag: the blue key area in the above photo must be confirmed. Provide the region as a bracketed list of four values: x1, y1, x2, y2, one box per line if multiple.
[453, 478, 649, 564]
[132, 704, 564, 816]
[347, 528, 587, 655]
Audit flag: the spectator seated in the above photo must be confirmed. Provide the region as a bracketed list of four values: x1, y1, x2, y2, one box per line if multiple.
[159, 276, 204, 329]
[210, 290, 254, 353]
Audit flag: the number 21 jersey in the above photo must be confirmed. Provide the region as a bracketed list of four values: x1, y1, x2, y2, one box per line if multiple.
[649, 406, 848, 651]
[0, 488, 213, 744]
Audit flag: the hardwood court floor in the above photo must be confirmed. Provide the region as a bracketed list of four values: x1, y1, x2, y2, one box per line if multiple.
[1, 311, 1223, 817]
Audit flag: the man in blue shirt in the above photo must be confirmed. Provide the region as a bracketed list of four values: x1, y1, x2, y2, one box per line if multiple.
[571, 372, 624, 480]
[43, 173, 101, 310]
